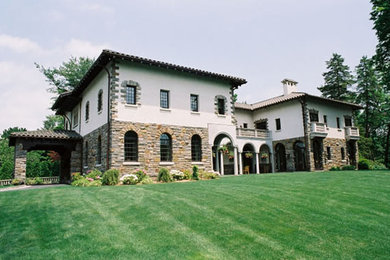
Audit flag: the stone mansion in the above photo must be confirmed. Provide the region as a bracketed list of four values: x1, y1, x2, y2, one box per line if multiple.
[10, 50, 361, 182]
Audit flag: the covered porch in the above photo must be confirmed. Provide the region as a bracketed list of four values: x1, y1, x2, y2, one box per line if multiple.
[9, 130, 82, 184]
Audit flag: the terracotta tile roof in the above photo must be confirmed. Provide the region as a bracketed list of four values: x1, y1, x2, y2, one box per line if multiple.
[9, 130, 82, 146]
[235, 92, 362, 110]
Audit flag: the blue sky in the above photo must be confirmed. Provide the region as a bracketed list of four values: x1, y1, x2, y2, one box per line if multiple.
[0, 0, 377, 131]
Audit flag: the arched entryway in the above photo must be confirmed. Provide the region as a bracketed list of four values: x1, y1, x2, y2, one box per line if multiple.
[312, 138, 323, 170]
[242, 143, 256, 174]
[259, 144, 272, 173]
[275, 143, 286, 172]
[294, 141, 306, 171]
[212, 134, 237, 175]
[347, 140, 357, 167]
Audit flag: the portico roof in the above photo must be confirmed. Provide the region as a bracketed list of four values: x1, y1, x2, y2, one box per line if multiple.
[9, 130, 82, 146]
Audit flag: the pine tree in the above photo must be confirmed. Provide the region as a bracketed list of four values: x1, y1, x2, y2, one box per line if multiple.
[355, 56, 382, 138]
[318, 53, 354, 101]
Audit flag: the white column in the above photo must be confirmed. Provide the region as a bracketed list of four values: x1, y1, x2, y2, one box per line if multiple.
[270, 153, 275, 173]
[255, 152, 260, 174]
[239, 152, 243, 175]
[234, 147, 238, 175]
[220, 151, 224, 175]
[215, 148, 220, 173]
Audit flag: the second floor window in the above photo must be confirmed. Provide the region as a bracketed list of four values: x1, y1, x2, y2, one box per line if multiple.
[85, 101, 89, 121]
[344, 116, 352, 127]
[276, 118, 281, 130]
[160, 90, 169, 109]
[217, 98, 225, 115]
[98, 90, 103, 112]
[310, 111, 319, 122]
[190, 94, 199, 112]
[243, 123, 248, 128]
[323, 115, 327, 126]
[256, 120, 268, 130]
[336, 117, 340, 129]
[126, 86, 136, 105]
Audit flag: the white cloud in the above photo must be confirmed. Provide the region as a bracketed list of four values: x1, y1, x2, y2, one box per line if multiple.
[79, 3, 114, 14]
[64, 39, 109, 58]
[0, 34, 42, 54]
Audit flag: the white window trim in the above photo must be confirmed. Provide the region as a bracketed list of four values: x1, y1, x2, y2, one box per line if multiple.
[123, 162, 141, 166]
[159, 162, 174, 166]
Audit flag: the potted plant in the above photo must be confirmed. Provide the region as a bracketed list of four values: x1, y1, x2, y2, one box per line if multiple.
[244, 152, 253, 159]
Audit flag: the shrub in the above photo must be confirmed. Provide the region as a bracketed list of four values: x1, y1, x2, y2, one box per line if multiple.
[134, 169, 146, 182]
[192, 165, 199, 180]
[358, 159, 370, 170]
[329, 166, 341, 171]
[157, 168, 172, 182]
[88, 180, 102, 187]
[71, 178, 90, 187]
[86, 169, 102, 180]
[11, 179, 23, 185]
[182, 169, 192, 180]
[35, 177, 43, 185]
[140, 175, 154, 185]
[121, 174, 138, 185]
[342, 165, 356, 171]
[26, 178, 37, 185]
[102, 169, 119, 185]
[71, 172, 82, 181]
[372, 161, 387, 170]
[171, 170, 185, 181]
[199, 171, 220, 180]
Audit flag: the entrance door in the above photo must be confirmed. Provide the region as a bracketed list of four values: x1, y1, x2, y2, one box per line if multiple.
[347, 140, 357, 166]
[294, 141, 306, 171]
[313, 139, 323, 170]
[275, 143, 286, 172]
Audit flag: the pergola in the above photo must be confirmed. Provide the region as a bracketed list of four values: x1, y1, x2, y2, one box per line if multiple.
[9, 130, 82, 183]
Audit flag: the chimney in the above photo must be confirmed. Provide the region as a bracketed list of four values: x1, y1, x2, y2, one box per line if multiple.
[282, 78, 298, 96]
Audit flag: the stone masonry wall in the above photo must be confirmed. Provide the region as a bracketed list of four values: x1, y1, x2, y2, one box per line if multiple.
[82, 123, 109, 173]
[111, 120, 212, 176]
[322, 138, 349, 171]
[13, 141, 27, 180]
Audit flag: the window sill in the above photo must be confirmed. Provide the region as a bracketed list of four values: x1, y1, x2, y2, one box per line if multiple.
[98, 110, 103, 115]
[341, 160, 347, 163]
[275, 130, 281, 132]
[191, 111, 200, 115]
[160, 108, 171, 112]
[337, 129, 342, 132]
[159, 162, 174, 166]
[83, 166, 88, 169]
[123, 162, 140, 166]
[191, 162, 203, 165]
[327, 160, 333, 163]
[217, 114, 226, 118]
[95, 164, 102, 167]
[125, 104, 138, 108]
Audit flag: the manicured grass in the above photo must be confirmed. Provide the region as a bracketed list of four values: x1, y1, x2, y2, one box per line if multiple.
[1, 171, 390, 259]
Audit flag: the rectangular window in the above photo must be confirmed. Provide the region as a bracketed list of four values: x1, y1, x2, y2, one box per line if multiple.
[126, 86, 136, 105]
[336, 117, 340, 129]
[327, 147, 331, 160]
[190, 94, 199, 112]
[160, 90, 169, 109]
[256, 120, 268, 130]
[310, 112, 319, 122]
[217, 98, 225, 115]
[341, 147, 345, 160]
[276, 118, 281, 130]
[323, 115, 327, 126]
[344, 116, 352, 127]
[243, 123, 248, 128]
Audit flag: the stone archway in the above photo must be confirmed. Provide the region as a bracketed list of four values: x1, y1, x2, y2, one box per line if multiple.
[212, 133, 238, 175]
[275, 143, 286, 172]
[242, 143, 256, 174]
[9, 130, 82, 184]
[294, 141, 306, 171]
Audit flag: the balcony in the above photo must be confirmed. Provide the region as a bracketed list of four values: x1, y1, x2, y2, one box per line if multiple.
[345, 127, 360, 140]
[310, 122, 328, 138]
[236, 128, 272, 139]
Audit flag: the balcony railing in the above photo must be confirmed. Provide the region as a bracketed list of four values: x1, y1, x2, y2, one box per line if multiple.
[345, 127, 360, 140]
[236, 128, 271, 139]
[310, 122, 328, 138]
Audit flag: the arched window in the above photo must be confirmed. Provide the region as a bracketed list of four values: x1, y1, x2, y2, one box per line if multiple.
[84, 141, 88, 167]
[85, 101, 90, 121]
[160, 133, 172, 161]
[191, 135, 202, 161]
[97, 90, 103, 112]
[124, 131, 138, 162]
[97, 135, 102, 165]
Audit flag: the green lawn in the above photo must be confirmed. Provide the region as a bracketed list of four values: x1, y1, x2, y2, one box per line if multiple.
[1, 171, 390, 259]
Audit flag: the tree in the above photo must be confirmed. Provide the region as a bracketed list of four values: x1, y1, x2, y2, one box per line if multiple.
[0, 127, 26, 180]
[35, 57, 95, 97]
[370, 0, 390, 167]
[43, 115, 64, 130]
[355, 56, 382, 138]
[318, 53, 354, 101]
[1, 127, 27, 139]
